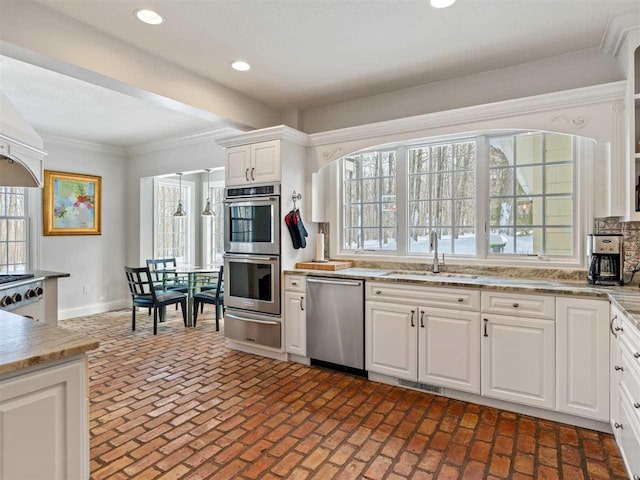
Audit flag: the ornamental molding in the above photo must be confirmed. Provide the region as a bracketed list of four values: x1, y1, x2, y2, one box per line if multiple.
[127, 126, 243, 155]
[611, 101, 625, 114]
[550, 115, 588, 130]
[321, 146, 343, 162]
[600, 9, 640, 56]
[308, 82, 626, 148]
[41, 133, 125, 156]
[216, 125, 311, 148]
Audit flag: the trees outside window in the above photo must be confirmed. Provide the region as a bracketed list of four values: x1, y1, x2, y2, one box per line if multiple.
[0, 187, 27, 272]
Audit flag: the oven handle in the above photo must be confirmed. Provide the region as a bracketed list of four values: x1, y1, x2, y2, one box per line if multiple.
[224, 254, 279, 261]
[225, 313, 280, 326]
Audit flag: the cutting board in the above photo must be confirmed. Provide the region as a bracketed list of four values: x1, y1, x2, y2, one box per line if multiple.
[295, 261, 353, 271]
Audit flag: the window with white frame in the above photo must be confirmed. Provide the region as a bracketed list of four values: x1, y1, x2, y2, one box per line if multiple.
[0, 187, 27, 272]
[154, 180, 191, 263]
[343, 150, 397, 251]
[202, 182, 225, 265]
[339, 132, 577, 262]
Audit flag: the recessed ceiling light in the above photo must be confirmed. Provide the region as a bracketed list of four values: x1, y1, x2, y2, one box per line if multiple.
[135, 9, 163, 25]
[230, 61, 251, 72]
[430, 0, 456, 8]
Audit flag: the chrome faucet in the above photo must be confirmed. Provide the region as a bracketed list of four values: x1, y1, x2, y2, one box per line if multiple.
[430, 230, 443, 273]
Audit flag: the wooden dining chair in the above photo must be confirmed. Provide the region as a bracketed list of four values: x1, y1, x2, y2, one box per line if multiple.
[193, 265, 224, 331]
[125, 266, 187, 335]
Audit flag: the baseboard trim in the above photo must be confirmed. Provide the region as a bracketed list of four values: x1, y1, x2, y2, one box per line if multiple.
[58, 299, 129, 320]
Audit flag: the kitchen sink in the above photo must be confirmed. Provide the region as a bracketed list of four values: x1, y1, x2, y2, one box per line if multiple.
[383, 271, 479, 280]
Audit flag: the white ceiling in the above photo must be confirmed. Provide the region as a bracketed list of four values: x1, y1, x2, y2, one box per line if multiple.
[0, 55, 219, 147]
[33, 0, 640, 109]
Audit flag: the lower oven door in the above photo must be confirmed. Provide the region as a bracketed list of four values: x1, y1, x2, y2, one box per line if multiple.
[224, 254, 280, 315]
[224, 309, 282, 349]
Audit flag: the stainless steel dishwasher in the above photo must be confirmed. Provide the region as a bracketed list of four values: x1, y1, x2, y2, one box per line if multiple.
[306, 276, 365, 374]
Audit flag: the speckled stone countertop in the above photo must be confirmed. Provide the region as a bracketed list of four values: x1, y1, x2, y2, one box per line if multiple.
[285, 268, 640, 328]
[0, 311, 98, 376]
[28, 270, 70, 279]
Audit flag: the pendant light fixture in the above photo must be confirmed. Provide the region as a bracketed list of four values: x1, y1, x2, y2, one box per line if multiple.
[173, 172, 187, 217]
[202, 168, 215, 217]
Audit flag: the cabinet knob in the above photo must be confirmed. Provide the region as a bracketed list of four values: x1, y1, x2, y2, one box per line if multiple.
[614, 326, 624, 332]
[634, 402, 640, 409]
[375, 290, 382, 294]
[614, 365, 624, 371]
[457, 298, 464, 302]
[291, 281, 297, 286]
[614, 422, 623, 429]
[512, 303, 519, 308]
[634, 352, 640, 359]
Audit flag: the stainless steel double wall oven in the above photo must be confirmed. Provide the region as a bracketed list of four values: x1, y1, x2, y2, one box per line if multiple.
[224, 183, 282, 348]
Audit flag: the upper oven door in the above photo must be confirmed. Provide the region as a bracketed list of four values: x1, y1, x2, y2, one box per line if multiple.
[224, 196, 280, 255]
[224, 254, 281, 315]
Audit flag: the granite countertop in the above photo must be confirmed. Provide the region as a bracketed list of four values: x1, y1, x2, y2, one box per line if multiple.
[286, 267, 640, 328]
[0, 311, 98, 376]
[27, 270, 70, 280]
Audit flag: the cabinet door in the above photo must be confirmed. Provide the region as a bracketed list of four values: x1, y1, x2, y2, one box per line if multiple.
[618, 385, 640, 479]
[284, 291, 306, 356]
[250, 140, 281, 183]
[0, 359, 88, 480]
[418, 307, 480, 393]
[481, 314, 555, 409]
[366, 302, 417, 381]
[556, 298, 610, 421]
[225, 144, 252, 186]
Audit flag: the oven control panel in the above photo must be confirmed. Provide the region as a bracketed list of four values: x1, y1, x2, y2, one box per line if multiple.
[0, 280, 44, 312]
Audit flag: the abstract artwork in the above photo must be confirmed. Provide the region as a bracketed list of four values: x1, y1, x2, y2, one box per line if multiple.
[43, 170, 102, 235]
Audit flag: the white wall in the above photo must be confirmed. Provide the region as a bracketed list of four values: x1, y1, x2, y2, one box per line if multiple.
[37, 137, 128, 319]
[125, 137, 227, 266]
[301, 48, 624, 133]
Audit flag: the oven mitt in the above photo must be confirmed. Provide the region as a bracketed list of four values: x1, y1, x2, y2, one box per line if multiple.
[294, 210, 308, 249]
[285, 210, 302, 249]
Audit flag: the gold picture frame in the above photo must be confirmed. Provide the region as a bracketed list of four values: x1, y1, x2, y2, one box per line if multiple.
[43, 170, 102, 236]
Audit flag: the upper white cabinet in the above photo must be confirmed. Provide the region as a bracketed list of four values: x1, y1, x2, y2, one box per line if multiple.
[418, 307, 480, 394]
[481, 313, 555, 410]
[556, 298, 610, 421]
[225, 140, 281, 186]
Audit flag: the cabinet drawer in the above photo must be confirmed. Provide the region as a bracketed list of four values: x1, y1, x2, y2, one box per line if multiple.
[621, 342, 640, 424]
[621, 314, 640, 360]
[481, 291, 555, 320]
[618, 384, 640, 479]
[285, 275, 306, 292]
[366, 282, 479, 311]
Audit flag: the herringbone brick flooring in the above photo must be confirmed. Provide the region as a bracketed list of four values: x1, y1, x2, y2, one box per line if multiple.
[61, 309, 627, 480]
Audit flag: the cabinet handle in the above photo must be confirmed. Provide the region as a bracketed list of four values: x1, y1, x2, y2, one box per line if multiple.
[457, 297, 464, 302]
[375, 290, 382, 295]
[251, 167, 255, 181]
[634, 352, 640, 359]
[410, 310, 415, 327]
[610, 315, 618, 338]
[634, 402, 640, 409]
[483, 318, 488, 337]
[614, 326, 624, 333]
[420, 311, 425, 328]
[300, 297, 304, 311]
[245, 168, 250, 181]
[291, 281, 297, 286]
[512, 303, 519, 308]
[614, 365, 624, 371]
[614, 422, 623, 429]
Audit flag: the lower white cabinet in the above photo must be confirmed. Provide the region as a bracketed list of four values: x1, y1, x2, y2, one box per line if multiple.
[617, 385, 640, 479]
[0, 357, 89, 480]
[366, 302, 417, 380]
[481, 314, 555, 410]
[556, 298, 610, 421]
[418, 307, 480, 394]
[284, 291, 306, 356]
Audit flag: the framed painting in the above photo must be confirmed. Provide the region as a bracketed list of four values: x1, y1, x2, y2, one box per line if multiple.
[43, 170, 102, 236]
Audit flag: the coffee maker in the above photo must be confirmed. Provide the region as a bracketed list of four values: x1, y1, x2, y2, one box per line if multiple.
[587, 234, 624, 286]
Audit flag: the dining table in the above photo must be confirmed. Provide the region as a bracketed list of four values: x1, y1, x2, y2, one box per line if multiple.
[159, 265, 222, 327]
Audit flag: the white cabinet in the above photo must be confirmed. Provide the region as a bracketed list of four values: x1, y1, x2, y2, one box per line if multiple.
[284, 290, 306, 356]
[556, 298, 610, 421]
[0, 358, 88, 480]
[366, 302, 417, 381]
[225, 140, 281, 186]
[418, 307, 480, 394]
[618, 386, 640, 479]
[481, 314, 555, 410]
[610, 306, 623, 433]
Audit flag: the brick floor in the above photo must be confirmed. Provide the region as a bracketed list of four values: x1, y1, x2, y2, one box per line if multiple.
[61, 309, 628, 480]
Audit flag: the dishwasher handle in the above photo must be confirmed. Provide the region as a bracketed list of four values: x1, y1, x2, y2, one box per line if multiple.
[306, 278, 362, 287]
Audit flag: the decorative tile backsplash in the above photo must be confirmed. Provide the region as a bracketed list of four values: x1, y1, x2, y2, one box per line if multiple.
[594, 217, 640, 275]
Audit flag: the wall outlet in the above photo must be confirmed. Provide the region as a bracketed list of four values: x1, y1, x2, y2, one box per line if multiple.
[82, 284, 90, 294]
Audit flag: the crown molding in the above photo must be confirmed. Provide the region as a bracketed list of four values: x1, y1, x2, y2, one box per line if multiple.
[126, 126, 245, 156]
[216, 125, 310, 148]
[41, 133, 125, 156]
[308, 81, 627, 147]
[601, 9, 640, 56]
